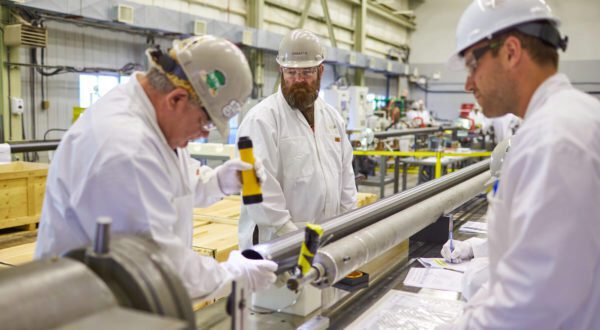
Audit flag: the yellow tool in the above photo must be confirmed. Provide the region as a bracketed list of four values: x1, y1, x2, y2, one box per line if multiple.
[297, 223, 324, 276]
[238, 136, 263, 204]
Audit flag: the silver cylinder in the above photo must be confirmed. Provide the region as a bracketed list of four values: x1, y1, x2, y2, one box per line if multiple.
[243, 160, 490, 273]
[0, 258, 117, 329]
[312, 171, 490, 288]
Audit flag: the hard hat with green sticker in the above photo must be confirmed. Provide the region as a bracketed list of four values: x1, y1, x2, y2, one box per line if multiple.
[204, 70, 225, 96]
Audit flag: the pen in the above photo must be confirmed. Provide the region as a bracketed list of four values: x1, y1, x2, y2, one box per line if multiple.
[448, 215, 454, 261]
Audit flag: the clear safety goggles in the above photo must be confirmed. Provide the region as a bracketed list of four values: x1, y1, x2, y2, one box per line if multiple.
[281, 66, 319, 78]
[200, 106, 216, 131]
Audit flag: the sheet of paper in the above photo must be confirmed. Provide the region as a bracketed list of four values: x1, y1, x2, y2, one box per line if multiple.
[0, 144, 10, 164]
[417, 258, 471, 273]
[459, 221, 487, 234]
[403, 267, 463, 292]
[346, 290, 464, 330]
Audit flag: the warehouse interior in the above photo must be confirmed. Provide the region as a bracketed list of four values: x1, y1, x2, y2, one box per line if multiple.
[0, 0, 599, 329]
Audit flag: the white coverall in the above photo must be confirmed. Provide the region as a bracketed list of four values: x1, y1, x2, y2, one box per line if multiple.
[450, 74, 600, 328]
[236, 90, 357, 249]
[490, 113, 521, 144]
[35, 74, 235, 299]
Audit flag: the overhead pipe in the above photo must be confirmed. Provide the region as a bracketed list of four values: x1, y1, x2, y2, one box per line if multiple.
[243, 159, 490, 272]
[373, 125, 458, 139]
[8, 140, 60, 153]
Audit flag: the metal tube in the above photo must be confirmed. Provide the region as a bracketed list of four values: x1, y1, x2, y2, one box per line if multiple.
[93, 217, 112, 255]
[313, 171, 490, 288]
[8, 140, 60, 153]
[373, 126, 457, 139]
[243, 160, 490, 272]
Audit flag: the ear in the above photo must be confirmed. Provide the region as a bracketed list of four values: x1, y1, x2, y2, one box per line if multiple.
[503, 35, 523, 69]
[318, 64, 324, 75]
[165, 87, 190, 110]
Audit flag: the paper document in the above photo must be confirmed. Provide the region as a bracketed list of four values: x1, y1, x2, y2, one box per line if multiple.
[417, 258, 471, 273]
[459, 221, 487, 234]
[404, 267, 463, 292]
[346, 290, 464, 330]
[0, 144, 10, 164]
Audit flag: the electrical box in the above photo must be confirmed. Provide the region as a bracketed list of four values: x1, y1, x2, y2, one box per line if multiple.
[323, 86, 350, 124]
[193, 20, 207, 36]
[4, 24, 47, 48]
[115, 4, 134, 24]
[347, 86, 369, 131]
[241, 30, 254, 46]
[10, 97, 24, 115]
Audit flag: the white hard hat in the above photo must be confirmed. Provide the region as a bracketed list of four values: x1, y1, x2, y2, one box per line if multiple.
[448, 0, 567, 69]
[276, 29, 325, 68]
[147, 36, 252, 137]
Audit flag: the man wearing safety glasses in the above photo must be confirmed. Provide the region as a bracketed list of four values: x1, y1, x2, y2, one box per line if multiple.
[441, 0, 600, 328]
[237, 29, 357, 249]
[36, 36, 277, 301]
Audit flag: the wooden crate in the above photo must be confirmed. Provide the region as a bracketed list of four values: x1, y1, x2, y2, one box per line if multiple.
[192, 223, 238, 262]
[0, 162, 48, 230]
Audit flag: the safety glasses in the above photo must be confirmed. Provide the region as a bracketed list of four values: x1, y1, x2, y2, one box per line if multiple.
[200, 106, 216, 131]
[464, 40, 502, 76]
[281, 66, 319, 78]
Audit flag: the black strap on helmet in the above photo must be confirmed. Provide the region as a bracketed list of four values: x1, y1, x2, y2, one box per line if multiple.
[514, 21, 569, 52]
[148, 46, 189, 80]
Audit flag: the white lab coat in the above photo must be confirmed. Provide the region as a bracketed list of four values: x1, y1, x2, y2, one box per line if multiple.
[490, 113, 521, 144]
[236, 90, 357, 249]
[451, 73, 600, 328]
[35, 73, 234, 300]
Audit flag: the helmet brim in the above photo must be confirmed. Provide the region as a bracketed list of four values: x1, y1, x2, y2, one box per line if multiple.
[276, 59, 324, 68]
[446, 53, 466, 71]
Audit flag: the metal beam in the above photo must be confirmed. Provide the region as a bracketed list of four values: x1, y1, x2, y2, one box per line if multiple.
[353, 0, 367, 86]
[320, 0, 337, 48]
[367, 1, 416, 30]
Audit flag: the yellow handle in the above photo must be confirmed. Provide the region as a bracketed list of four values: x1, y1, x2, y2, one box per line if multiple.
[238, 139, 262, 204]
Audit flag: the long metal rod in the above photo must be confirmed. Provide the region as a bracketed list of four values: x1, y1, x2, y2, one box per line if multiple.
[373, 126, 458, 139]
[8, 140, 60, 153]
[243, 159, 490, 272]
[311, 171, 490, 288]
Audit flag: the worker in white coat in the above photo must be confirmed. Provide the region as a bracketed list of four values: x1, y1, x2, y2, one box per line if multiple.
[440, 138, 511, 300]
[440, 1, 600, 328]
[237, 29, 357, 249]
[35, 36, 277, 300]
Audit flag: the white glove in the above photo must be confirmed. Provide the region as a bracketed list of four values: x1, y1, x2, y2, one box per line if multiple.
[216, 158, 267, 195]
[441, 239, 474, 263]
[221, 250, 277, 292]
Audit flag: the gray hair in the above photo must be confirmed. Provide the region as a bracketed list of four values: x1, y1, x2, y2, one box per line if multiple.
[145, 68, 203, 109]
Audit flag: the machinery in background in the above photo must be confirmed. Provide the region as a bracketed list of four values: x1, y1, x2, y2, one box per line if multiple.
[0, 219, 195, 330]
[347, 86, 369, 131]
[323, 86, 350, 124]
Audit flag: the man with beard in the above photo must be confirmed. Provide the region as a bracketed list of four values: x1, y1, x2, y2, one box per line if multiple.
[236, 29, 357, 249]
[439, 0, 600, 328]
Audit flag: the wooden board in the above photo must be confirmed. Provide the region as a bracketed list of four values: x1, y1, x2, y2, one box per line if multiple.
[0, 242, 36, 268]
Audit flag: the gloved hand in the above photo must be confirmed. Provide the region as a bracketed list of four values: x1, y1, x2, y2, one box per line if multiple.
[216, 158, 267, 195]
[441, 239, 474, 263]
[221, 250, 277, 292]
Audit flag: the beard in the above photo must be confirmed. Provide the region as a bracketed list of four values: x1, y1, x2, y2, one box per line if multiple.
[281, 73, 321, 111]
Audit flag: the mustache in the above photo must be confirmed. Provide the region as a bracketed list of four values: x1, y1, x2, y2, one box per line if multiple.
[282, 78, 319, 110]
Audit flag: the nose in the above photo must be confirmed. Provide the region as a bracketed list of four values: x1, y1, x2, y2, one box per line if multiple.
[464, 74, 475, 93]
